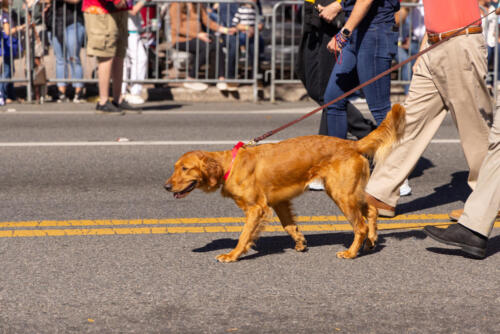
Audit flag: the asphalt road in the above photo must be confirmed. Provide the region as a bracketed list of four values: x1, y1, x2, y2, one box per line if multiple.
[0, 101, 499, 333]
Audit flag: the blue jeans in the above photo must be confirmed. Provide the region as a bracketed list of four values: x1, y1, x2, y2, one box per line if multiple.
[49, 22, 85, 88]
[487, 45, 500, 84]
[223, 32, 264, 79]
[0, 56, 15, 99]
[397, 39, 420, 95]
[324, 22, 398, 139]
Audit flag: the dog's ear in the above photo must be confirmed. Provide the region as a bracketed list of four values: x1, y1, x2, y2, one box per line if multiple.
[201, 156, 224, 189]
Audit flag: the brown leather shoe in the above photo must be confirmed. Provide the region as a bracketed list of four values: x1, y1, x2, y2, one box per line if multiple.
[449, 208, 500, 221]
[366, 193, 396, 217]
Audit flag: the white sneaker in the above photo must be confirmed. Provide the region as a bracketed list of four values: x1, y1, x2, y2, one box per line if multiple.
[400, 179, 412, 196]
[125, 94, 145, 105]
[216, 82, 228, 91]
[308, 179, 325, 191]
[183, 82, 208, 91]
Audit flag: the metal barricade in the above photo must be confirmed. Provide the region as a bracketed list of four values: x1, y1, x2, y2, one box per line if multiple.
[1, 0, 498, 104]
[268, 0, 302, 103]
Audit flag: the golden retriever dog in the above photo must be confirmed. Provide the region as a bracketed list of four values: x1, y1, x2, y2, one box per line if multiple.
[165, 104, 405, 262]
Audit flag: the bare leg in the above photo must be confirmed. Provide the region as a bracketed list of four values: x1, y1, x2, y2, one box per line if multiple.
[112, 56, 124, 103]
[97, 56, 113, 105]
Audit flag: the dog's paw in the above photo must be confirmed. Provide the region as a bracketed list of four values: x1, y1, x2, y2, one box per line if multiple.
[216, 253, 238, 263]
[363, 239, 377, 251]
[294, 243, 307, 252]
[336, 250, 357, 259]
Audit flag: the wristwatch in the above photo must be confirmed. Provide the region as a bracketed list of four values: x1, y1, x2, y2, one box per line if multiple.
[341, 27, 352, 38]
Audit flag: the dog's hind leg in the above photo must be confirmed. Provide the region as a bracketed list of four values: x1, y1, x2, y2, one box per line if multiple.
[323, 159, 369, 259]
[273, 201, 307, 252]
[216, 205, 266, 263]
[363, 203, 378, 251]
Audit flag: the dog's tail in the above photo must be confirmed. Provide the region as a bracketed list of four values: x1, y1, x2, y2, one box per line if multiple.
[354, 104, 406, 165]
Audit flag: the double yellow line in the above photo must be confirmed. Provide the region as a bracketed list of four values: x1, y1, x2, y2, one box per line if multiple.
[1, 215, 498, 238]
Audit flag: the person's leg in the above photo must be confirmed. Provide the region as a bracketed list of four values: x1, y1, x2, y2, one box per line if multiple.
[50, 32, 67, 98]
[112, 56, 124, 103]
[433, 35, 493, 190]
[398, 46, 410, 95]
[459, 109, 500, 237]
[130, 37, 147, 96]
[65, 23, 85, 97]
[366, 49, 447, 208]
[323, 39, 358, 139]
[222, 34, 238, 79]
[357, 24, 397, 125]
[97, 56, 113, 105]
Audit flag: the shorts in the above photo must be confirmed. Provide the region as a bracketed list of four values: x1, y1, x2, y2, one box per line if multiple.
[84, 11, 127, 58]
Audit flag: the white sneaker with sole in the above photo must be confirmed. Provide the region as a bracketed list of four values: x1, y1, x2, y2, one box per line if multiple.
[399, 179, 412, 196]
[183, 82, 208, 91]
[125, 94, 145, 105]
[308, 179, 325, 191]
[216, 82, 228, 91]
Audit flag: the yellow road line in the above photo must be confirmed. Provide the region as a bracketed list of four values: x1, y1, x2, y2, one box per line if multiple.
[0, 222, 498, 238]
[0, 214, 458, 229]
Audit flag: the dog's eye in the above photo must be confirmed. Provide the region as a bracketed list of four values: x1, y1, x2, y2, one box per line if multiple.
[182, 167, 188, 171]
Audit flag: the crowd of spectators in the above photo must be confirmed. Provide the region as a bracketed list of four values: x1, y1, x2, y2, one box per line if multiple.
[0, 0, 498, 106]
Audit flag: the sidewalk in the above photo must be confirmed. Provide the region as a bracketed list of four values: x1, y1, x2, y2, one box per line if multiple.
[2, 82, 407, 112]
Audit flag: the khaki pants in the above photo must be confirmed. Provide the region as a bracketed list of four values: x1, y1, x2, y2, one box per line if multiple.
[459, 108, 500, 237]
[366, 34, 493, 207]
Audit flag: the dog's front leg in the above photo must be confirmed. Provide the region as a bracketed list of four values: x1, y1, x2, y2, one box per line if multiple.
[216, 206, 264, 263]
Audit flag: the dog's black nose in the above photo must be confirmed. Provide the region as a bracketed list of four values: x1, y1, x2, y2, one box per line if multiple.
[164, 183, 172, 192]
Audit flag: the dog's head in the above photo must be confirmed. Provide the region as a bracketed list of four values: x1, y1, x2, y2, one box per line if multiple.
[164, 151, 224, 198]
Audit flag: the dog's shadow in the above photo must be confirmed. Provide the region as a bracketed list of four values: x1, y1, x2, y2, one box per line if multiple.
[193, 230, 500, 260]
[192, 230, 429, 260]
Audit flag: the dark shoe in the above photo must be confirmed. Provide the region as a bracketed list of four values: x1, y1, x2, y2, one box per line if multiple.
[113, 100, 142, 113]
[365, 193, 395, 217]
[449, 208, 500, 222]
[423, 224, 487, 259]
[95, 101, 125, 115]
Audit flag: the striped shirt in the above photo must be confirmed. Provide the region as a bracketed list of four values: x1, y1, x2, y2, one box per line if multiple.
[232, 4, 257, 26]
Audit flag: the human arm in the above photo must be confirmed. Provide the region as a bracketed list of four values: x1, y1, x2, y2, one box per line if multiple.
[327, 0, 374, 52]
[200, 3, 236, 35]
[317, 1, 342, 23]
[129, 0, 151, 16]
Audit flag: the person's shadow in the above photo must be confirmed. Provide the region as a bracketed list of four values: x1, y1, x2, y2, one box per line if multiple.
[397, 157, 471, 215]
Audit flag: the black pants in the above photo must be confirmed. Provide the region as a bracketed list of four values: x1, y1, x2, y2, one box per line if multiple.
[176, 37, 225, 79]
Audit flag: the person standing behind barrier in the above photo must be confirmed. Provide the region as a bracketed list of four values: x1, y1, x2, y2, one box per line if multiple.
[0, 0, 26, 104]
[169, 1, 235, 92]
[479, 0, 500, 86]
[45, 0, 86, 103]
[83, 0, 131, 114]
[423, 106, 500, 259]
[230, 0, 264, 85]
[121, 0, 150, 105]
[321, 0, 399, 139]
[395, 0, 424, 96]
[365, 0, 495, 221]
[209, 1, 240, 91]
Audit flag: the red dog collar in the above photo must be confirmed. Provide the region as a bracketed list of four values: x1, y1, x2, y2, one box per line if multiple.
[224, 141, 245, 180]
